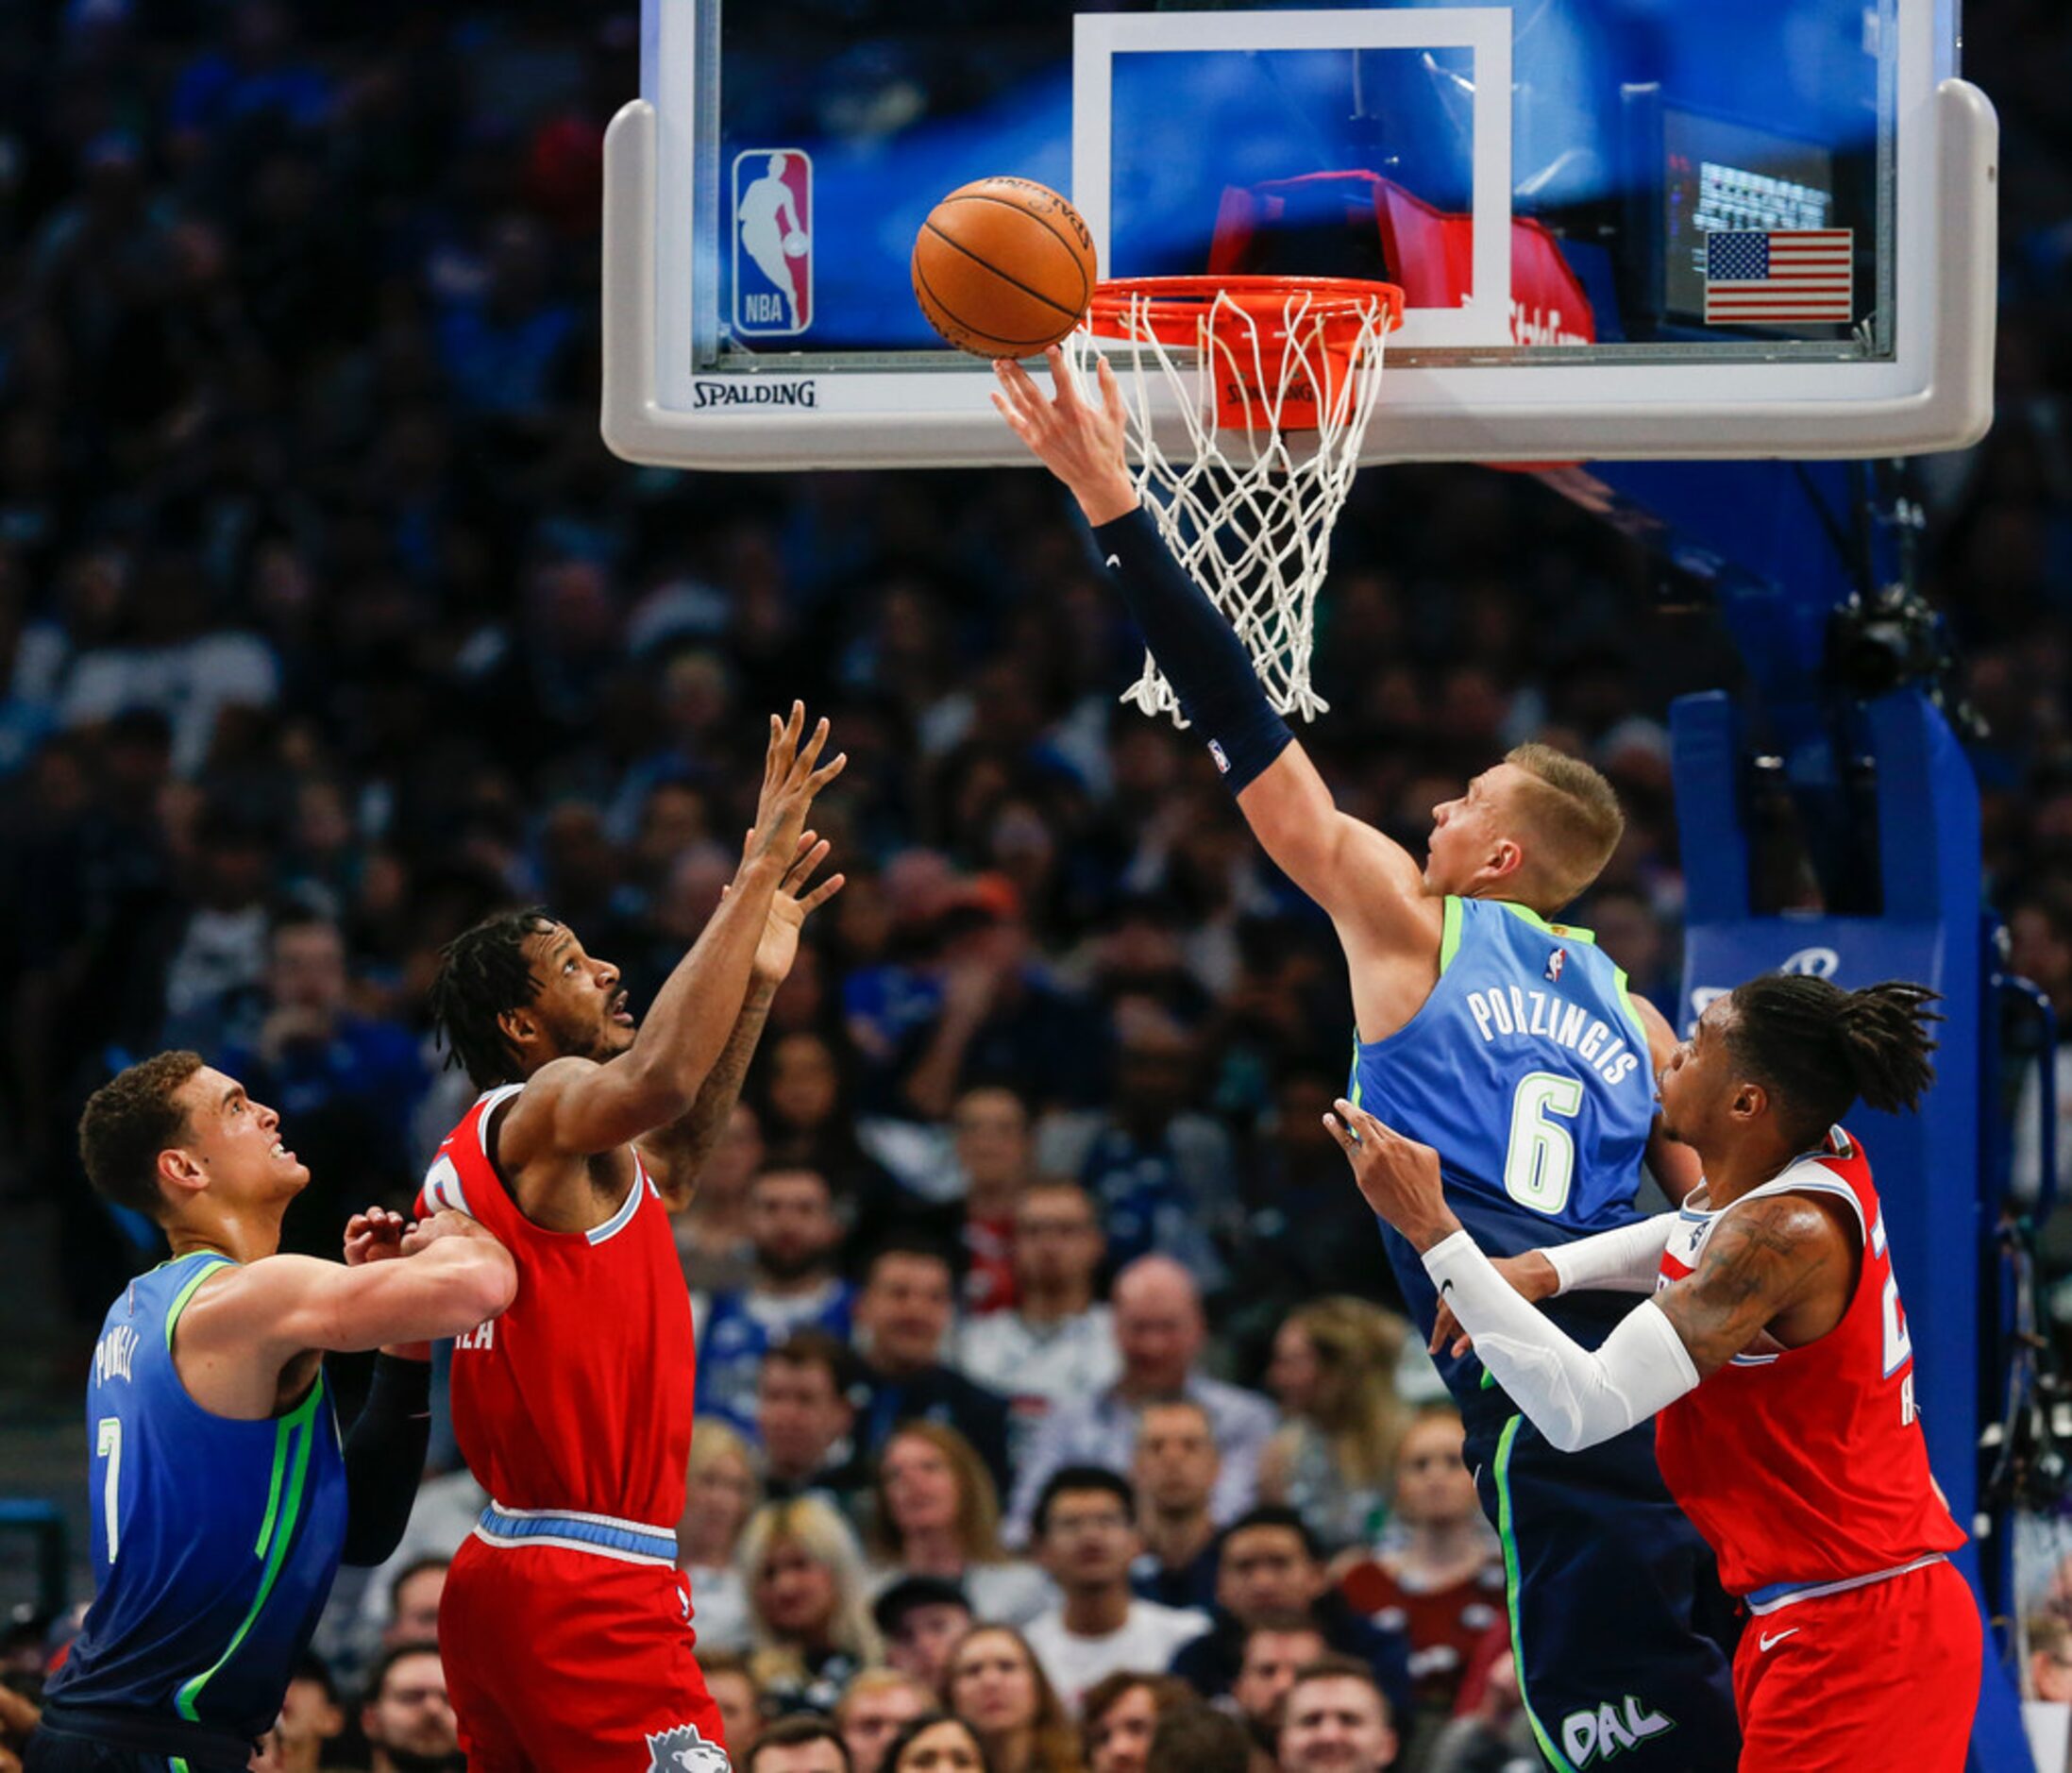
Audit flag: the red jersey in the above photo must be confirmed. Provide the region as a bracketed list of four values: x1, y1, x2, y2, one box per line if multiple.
[1652, 1127, 1965, 1610]
[419, 1084, 696, 1530]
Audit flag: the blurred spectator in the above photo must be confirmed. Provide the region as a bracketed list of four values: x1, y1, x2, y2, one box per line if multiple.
[742, 1497, 885, 1714]
[1020, 1469, 1209, 1711]
[682, 1417, 764, 1654]
[266, 1651, 345, 1773]
[217, 909, 432, 1253]
[748, 1714, 857, 1773]
[699, 1167, 857, 1431]
[381, 1557, 448, 1652]
[883, 1713, 995, 1773]
[947, 1624, 1085, 1773]
[1227, 1068, 1406, 1357]
[849, 1241, 1015, 1493]
[839, 1672, 937, 1773]
[1336, 1410, 1501, 1726]
[954, 1182, 1120, 1459]
[1144, 1701, 1251, 1773]
[1276, 1660, 1396, 1773]
[359, 1642, 462, 1773]
[759, 1029, 905, 1213]
[868, 1423, 1054, 1628]
[1230, 1626, 1329, 1748]
[951, 1087, 1037, 1316]
[1006, 1258, 1275, 1545]
[759, 1331, 866, 1508]
[342, 1474, 485, 1681]
[2031, 1613, 2072, 1703]
[1257, 1301, 1411, 1552]
[1036, 1013, 1239, 1282]
[1421, 1650, 1538, 1773]
[2012, 886, 2072, 1209]
[1079, 1673, 1197, 1773]
[1129, 1400, 1222, 1613]
[1170, 1511, 1411, 1727]
[673, 1102, 765, 1293]
[703, 1650, 766, 1762]
[874, 1576, 977, 1695]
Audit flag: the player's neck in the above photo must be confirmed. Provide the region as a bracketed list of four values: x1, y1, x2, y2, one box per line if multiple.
[1697, 1136, 1802, 1208]
[167, 1205, 284, 1267]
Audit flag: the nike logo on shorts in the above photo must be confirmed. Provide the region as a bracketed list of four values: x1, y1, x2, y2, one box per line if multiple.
[1758, 1628, 1799, 1652]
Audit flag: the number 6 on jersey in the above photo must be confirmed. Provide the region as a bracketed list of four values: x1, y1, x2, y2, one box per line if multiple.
[1505, 1072, 1584, 1214]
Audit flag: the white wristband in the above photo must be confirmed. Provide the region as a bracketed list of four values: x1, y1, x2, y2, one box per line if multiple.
[1543, 1215, 1677, 1296]
[1423, 1229, 1700, 1453]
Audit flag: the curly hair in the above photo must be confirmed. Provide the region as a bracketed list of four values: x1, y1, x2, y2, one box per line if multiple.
[77, 1050, 207, 1222]
[1725, 974, 1943, 1146]
[424, 906, 559, 1089]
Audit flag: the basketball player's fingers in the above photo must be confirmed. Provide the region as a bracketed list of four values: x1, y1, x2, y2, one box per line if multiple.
[782, 835, 828, 889]
[798, 871, 847, 915]
[1320, 1110, 1358, 1154]
[806, 750, 849, 793]
[1095, 353, 1128, 431]
[1043, 344, 1086, 414]
[792, 714, 832, 778]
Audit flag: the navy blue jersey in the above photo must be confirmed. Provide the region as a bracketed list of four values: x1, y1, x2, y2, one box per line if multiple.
[45, 1253, 347, 1743]
[1350, 898, 1659, 1395]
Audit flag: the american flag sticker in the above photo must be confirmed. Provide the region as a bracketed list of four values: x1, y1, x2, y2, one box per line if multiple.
[1703, 229, 1853, 326]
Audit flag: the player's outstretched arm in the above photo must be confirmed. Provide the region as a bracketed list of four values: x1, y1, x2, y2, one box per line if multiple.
[503, 704, 846, 1164]
[640, 836, 844, 1206]
[992, 349, 1429, 945]
[180, 1212, 517, 1374]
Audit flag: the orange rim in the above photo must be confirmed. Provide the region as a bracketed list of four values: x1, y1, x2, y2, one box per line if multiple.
[1084, 275, 1405, 347]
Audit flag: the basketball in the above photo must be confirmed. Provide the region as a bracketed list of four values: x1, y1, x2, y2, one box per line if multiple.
[912, 177, 1099, 358]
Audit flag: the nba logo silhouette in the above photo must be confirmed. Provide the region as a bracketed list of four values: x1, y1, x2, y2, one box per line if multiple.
[733, 150, 812, 336]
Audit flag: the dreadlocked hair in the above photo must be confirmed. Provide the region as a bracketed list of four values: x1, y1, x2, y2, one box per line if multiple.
[1725, 974, 1943, 1146]
[425, 906, 559, 1089]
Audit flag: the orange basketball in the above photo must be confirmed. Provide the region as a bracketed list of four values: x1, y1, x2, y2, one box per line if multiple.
[912, 177, 1099, 358]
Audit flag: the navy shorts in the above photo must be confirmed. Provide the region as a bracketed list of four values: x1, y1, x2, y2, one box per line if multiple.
[1465, 1406, 1742, 1773]
[24, 1713, 251, 1773]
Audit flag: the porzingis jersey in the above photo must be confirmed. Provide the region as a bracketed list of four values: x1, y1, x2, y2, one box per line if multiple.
[1653, 1128, 1966, 1607]
[1350, 897, 1659, 1376]
[418, 1085, 696, 1530]
[44, 1254, 348, 1743]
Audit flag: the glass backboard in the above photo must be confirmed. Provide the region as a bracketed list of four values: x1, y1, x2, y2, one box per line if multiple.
[602, 0, 1996, 468]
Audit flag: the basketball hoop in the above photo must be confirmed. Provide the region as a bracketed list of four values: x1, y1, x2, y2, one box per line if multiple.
[1071, 275, 1403, 725]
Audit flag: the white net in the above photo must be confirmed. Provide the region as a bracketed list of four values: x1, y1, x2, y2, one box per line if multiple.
[1069, 281, 1396, 727]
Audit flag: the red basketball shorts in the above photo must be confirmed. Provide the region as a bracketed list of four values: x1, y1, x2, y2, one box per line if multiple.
[1733, 1557, 1980, 1772]
[441, 1530, 729, 1772]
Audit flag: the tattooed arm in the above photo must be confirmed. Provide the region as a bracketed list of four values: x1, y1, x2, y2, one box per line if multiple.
[638, 981, 778, 1210]
[1655, 1191, 1858, 1378]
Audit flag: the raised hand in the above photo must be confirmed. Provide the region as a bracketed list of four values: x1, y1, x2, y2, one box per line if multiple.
[750, 833, 846, 986]
[991, 345, 1138, 525]
[745, 701, 846, 874]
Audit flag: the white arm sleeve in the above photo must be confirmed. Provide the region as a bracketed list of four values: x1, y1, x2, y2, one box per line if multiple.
[1423, 1230, 1700, 1453]
[1543, 1214, 1677, 1295]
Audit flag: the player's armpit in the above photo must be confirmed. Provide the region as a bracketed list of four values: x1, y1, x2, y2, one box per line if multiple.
[1236, 745, 1429, 932]
[1655, 1193, 1845, 1377]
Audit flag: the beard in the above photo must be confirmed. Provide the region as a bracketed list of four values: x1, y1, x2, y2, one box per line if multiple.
[542, 1002, 632, 1066]
[760, 1242, 832, 1283]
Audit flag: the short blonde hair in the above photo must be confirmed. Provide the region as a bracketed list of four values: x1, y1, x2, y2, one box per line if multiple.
[1503, 743, 1626, 910]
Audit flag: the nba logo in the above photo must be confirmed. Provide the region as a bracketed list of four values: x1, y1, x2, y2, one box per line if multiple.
[733, 150, 812, 337]
[1545, 947, 1567, 983]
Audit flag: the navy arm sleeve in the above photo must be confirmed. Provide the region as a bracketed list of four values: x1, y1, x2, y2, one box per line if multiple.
[340, 1354, 432, 1567]
[1090, 505, 1294, 791]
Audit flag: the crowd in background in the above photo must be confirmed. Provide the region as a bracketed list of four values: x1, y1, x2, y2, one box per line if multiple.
[1, 1, 2071, 1768]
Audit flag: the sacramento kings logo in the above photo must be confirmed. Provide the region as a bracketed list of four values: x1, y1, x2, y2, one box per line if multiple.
[648, 1723, 729, 1773]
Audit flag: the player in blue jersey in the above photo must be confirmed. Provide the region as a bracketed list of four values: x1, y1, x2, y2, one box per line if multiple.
[996, 350, 1737, 1771]
[26, 1051, 517, 1773]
